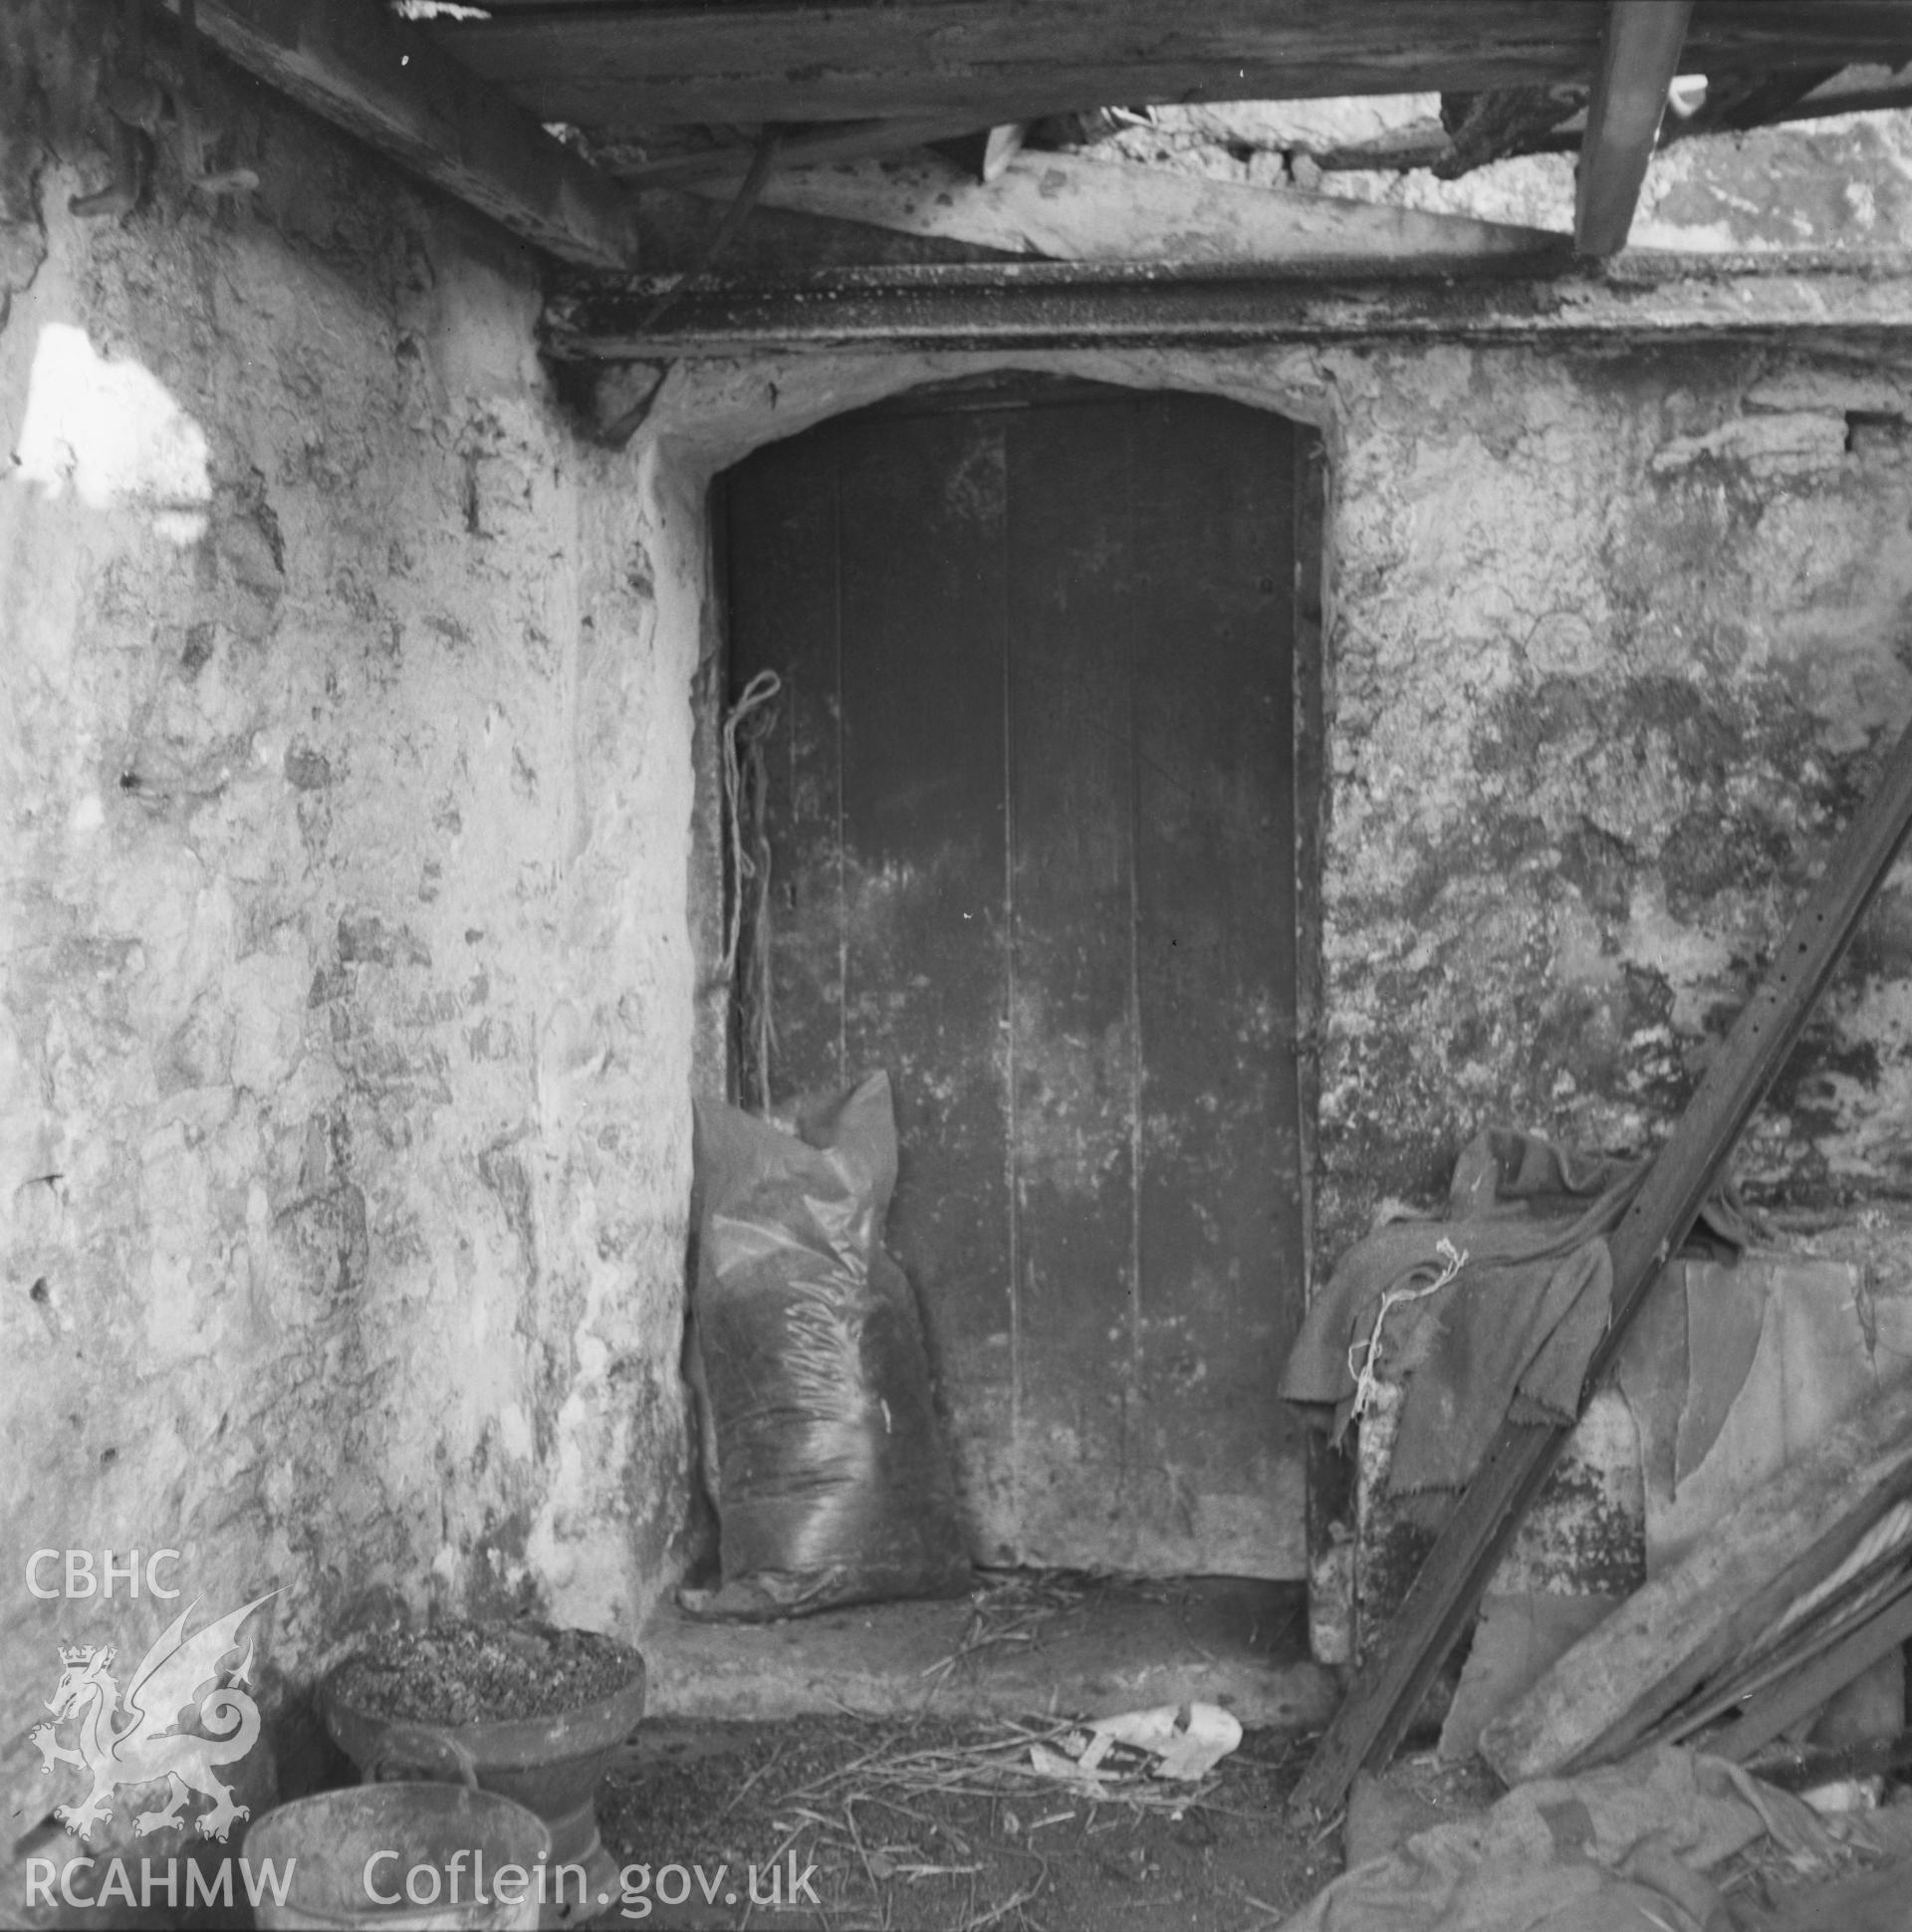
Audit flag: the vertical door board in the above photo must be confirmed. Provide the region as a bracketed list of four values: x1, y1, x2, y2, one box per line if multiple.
[1130, 394, 1303, 1571]
[1006, 399, 1146, 1562]
[836, 411, 1019, 1549]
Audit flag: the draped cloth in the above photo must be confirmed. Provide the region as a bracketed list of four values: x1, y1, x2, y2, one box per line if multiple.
[1280, 1746, 1878, 1932]
[1280, 1128, 1747, 1495]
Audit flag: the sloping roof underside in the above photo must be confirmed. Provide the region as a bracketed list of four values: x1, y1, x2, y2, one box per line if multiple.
[422, 0, 1912, 158]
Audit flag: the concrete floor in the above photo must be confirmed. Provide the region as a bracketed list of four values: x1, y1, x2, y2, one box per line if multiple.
[638, 1573, 1339, 1728]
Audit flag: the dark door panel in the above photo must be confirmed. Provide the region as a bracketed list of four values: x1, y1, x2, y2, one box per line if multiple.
[725, 380, 1306, 1575]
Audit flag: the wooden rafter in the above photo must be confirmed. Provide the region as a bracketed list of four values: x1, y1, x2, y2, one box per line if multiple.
[1307, 59, 1912, 178]
[700, 149, 1570, 269]
[429, 0, 1611, 126]
[177, 0, 639, 269]
[608, 117, 985, 190]
[428, 1, 1912, 134]
[1574, 0, 1694, 256]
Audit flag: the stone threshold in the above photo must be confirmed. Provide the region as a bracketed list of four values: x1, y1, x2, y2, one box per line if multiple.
[638, 1574, 1338, 1730]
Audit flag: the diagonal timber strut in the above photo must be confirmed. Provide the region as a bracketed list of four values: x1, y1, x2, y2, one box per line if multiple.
[1294, 701, 1912, 1817]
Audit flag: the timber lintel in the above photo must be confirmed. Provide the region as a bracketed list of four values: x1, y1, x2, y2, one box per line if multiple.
[541, 251, 1912, 362]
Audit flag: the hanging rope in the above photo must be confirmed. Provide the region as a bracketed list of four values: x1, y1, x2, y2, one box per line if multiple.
[721, 669, 781, 978]
[721, 670, 783, 1111]
[1347, 1236, 1469, 1423]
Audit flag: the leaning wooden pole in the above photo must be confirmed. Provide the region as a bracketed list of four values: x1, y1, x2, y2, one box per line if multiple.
[1294, 706, 1912, 1817]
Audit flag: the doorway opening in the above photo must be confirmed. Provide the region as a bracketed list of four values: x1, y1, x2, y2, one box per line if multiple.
[711, 372, 1325, 1591]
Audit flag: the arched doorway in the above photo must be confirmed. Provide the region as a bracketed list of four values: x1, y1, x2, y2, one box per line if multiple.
[718, 374, 1316, 1576]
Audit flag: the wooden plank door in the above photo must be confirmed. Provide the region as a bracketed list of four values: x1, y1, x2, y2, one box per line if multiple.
[723, 379, 1308, 1576]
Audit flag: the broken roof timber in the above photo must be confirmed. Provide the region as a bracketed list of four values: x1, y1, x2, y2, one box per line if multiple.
[431, 1, 1912, 133]
[710, 151, 1572, 271]
[1575, 1, 1694, 257]
[180, 0, 639, 269]
[540, 252, 1912, 361]
[1310, 60, 1912, 177]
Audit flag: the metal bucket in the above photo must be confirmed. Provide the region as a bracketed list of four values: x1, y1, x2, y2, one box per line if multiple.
[245, 1782, 553, 1931]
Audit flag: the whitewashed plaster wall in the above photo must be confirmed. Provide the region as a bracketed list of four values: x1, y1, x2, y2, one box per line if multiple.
[638, 331, 1912, 1271]
[0, 43, 697, 1849]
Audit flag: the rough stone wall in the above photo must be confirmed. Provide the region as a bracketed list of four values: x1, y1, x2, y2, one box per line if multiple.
[642, 331, 1912, 1279]
[1, 20, 693, 1837]
[1321, 341, 1912, 1251]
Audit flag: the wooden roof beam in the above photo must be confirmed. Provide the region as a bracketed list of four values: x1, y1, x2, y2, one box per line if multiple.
[426, 2, 1912, 131]
[540, 254, 1912, 362]
[1311, 60, 1912, 177]
[425, 1, 1617, 127]
[177, 0, 640, 270]
[611, 117, 983, 190]
[1574, 0, 1694, 257]
[699, 148, 1571, 271]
